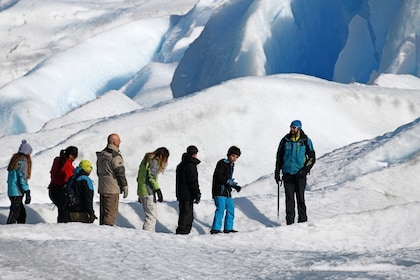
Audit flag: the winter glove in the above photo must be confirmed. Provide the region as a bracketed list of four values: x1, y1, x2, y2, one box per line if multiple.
[156, 189, 163, 202]
[233, 186, 241, 193]
[121, 186, 128, 198]
[194, 194, 201, 204]
[88, 213, 97, 223]
[297, 168, 307, 177]
[227, 178, 237, 186]
[24, 190, 31, 204]
[138, 196, 142, 204]
[274, 172, 280, 184]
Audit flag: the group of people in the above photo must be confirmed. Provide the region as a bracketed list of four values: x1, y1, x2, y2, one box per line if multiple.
[5, 120, 316, 234]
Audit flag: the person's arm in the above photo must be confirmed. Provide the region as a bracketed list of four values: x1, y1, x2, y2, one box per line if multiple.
[186, 163, 200, 197]
[112, 154, 128, 189]
[148, 158, 160, 190]
[304, 138, 316, 172]
[274, 139, 285, 182]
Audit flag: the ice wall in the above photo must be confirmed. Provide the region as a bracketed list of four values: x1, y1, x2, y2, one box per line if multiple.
[171, 0, 418, 97]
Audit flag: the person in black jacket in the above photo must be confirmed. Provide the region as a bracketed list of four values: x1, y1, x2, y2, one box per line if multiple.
[175, 146, 201, 234]
[210, 146, 242, 234]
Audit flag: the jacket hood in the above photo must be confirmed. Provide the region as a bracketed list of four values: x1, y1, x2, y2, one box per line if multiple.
[181, 153, 201, 165]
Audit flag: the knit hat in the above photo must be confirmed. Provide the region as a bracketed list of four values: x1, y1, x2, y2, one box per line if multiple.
[227, 146, 241, 157]
[79, 160, 93, 173]
[290, 120, 302, 130]
[18, 139, 33, 155]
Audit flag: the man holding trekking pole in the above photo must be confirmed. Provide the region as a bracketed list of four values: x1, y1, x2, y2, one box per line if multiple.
[274, 120, 316, 225]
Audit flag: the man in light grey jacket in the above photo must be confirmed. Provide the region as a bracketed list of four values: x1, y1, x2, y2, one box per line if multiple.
[96, 133, 128, 226]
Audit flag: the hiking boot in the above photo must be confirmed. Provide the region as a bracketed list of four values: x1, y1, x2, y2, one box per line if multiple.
[210, 229, 222, 234]
[223, 229, 238, 233]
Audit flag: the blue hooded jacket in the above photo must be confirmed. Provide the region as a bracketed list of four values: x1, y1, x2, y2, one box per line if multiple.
[275, 130, 316, 175]
[8, 158, 30, 197]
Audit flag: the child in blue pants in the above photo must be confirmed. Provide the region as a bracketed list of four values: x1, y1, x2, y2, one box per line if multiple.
[210, 146, 242, 234]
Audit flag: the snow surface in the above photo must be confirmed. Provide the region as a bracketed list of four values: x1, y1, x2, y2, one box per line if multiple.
[1, 0, 420, 279]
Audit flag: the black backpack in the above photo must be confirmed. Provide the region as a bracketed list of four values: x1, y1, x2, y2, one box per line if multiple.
[63, 174, 81, 209]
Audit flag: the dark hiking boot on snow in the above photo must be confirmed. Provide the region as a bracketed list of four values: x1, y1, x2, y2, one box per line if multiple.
[223, 230, 238, 233]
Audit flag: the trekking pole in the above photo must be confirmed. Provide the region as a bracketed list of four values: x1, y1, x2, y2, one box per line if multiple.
[277, 181, 280, 218]
[277, 179, 282, 219]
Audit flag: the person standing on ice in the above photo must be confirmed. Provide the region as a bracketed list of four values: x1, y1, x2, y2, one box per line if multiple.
[137, 147, 169, 232]
[210, 146, 242, 234]
[48, 146, 78, 223]
[175, 145, 201, 234]
[6, 140, 33, 224]
[274, 120, 316, 225]
[96, 133, 128, 226]
[67, 160, 96, 223]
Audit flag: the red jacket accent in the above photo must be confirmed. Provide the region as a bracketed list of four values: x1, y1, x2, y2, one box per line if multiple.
[50, 157, 75, 186]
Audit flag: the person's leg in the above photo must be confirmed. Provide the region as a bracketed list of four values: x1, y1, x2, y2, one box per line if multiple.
[211, 196, 226, 232]
[101, 193, 119, 226]
[99, 194, 105, 225]
[283, 174, 296, 225]
[49, 187, 64, 222]
[17, 202, 27, 224]
[7, 196, 22, 224]
[176, 200, 193, 234]
[224, 197, 235, 232]
[296, 176, 307, 223]
[141, 195, 157, 232]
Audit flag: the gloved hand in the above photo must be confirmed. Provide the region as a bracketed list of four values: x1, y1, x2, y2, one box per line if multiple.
[227, 178, 237, 186]
[138, 196, 142, 204]
[194, 194, 201, 204]
[156, 189, 163, 202]
[297, 168, 307, 177]
[233, 186, 241, 193]
[89, 213, 97, 223]
[274, 172, 280, 184]
[121, 186, 128, 198]
[24, 190, 31, 204]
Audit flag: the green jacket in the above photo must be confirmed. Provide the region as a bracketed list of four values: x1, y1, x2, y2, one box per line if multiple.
[137, 156, 160, 196]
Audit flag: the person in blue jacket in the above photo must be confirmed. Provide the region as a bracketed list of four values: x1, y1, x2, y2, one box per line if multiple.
[275, 120, 316, 225]
[6, 139, 33, 224]
[67, 160, 96, 223]
[210, 146, 242, 234]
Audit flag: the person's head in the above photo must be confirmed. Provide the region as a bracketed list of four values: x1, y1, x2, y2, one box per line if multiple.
[290, 120, 302, 136]
[62, 146, 78, 161]
[152, 147, 170, 173]
[186, 145, 198, 158]
[79, 159, 93, 175]
[108, 133, 121, 148]
[9, 139, 32, 178]
[18, 139, 33, 156]
[227, 146, 241, 163]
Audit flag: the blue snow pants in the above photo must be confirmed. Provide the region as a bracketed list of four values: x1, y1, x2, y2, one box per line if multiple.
[211, 196, 235, 231]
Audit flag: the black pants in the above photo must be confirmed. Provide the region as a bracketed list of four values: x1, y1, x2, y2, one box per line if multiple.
[49, 185, 69, 223]
[7, 196, 26, 224]
[176, 200, 194, 234]
[283, 173, 307, 225]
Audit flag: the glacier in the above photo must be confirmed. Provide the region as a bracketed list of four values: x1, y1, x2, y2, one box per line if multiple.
[171, 0, 419, 97]
[0, 0, 419, 137]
